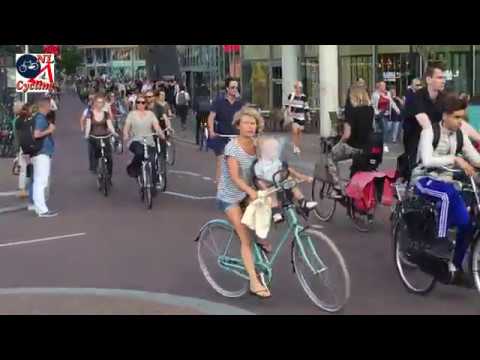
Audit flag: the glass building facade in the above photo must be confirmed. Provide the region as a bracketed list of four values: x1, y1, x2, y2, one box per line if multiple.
[179, 45, 480, 111]
[77, 45, 146, 79]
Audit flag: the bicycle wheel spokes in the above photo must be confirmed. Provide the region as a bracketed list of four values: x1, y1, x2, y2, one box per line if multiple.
[312, 179, 336, 222]
[293, 229, 350, 312]
[394, 220, 436, 294]
[197, 221, 248, 298]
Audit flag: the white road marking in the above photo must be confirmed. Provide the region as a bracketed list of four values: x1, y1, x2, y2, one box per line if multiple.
[0, 287, 254, 315]
[0, 233, 86, 248]
[168, 170, 203, 177]
[0, 191, 19, 197]
[163, 191, 216, 200]
[310, 224, 325, 230]
[0, 204, 27, 214]
[202, 177, 212, 181]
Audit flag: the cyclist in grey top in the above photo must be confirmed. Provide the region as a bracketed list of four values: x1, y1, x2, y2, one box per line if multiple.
[123, 94, 164, 178]
[216, 106, 271, 299]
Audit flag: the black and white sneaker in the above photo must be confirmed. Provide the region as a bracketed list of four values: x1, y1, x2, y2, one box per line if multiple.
[38, 210, 59, 218]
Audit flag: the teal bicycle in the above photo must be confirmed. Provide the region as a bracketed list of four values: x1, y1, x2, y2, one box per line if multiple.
[196, 168, 351, 312]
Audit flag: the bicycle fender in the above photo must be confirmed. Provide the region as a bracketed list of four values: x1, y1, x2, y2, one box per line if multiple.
[194, 219, 231, 242]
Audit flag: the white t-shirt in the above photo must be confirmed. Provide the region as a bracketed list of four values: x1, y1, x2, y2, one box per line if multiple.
[254, 159, 283, 184]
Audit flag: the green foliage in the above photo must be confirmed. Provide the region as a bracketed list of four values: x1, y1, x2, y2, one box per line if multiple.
[60, 47, 83, 75]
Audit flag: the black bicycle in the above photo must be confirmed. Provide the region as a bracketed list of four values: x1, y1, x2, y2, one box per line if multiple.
[137, 134, 161, 210]
[90, 134, 113, 197]
[392, 166, 480, 294]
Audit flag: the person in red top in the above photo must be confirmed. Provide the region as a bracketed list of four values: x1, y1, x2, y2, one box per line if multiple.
[372, 81, 400, 152]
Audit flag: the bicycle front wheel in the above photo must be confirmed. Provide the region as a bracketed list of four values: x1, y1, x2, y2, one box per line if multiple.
[101, 160, 109, 197]
[293, 229, 350, 312]
[166, 140, 176, 166]
[197, 220, 248, 298]
[144, 165, 153, 210]
[311, 179, 336, 222]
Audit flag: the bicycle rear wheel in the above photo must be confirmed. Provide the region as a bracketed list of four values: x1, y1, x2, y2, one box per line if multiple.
[197, 220, 248, 298]
[349, 200, 373, 233]
[393, 219, 436, 294]
[293, 229, 350, 312]
[311, 179, 336, 222]
[166, 140, 176, 166]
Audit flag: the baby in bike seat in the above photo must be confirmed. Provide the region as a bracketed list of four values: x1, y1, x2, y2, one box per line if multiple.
[253, 136, 317, 223]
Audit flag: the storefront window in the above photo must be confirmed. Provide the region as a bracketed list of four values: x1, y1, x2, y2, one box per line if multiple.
[376, 45, 414, 97]
[302, 58, 320, 109]
[243, 45, 270, 60]
[338, 45, 373, 106]
[431, 45, 472, 94]
[242, 61, 270, 109]
[86, 49, 94, 64]
[112, 48, 131, 61]
[95, 49, 109, 64]
[272, 45, 282, 60]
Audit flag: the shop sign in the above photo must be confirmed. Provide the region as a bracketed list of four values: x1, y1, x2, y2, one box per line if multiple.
[383, 72, 399, 82]
[444, 69, 460, 81]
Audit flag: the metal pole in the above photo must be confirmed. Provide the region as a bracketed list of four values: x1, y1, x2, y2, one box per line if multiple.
[472, 45, 476, 96]
[24, 45, 29, 103]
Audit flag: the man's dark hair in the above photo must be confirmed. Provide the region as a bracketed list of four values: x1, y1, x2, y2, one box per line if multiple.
[424, 60, 446, 79]
[225, 77, 237, 89]
[442, 92, 468, 114]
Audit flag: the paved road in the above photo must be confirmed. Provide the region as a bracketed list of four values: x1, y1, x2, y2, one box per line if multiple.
[0, 91, 479, 314]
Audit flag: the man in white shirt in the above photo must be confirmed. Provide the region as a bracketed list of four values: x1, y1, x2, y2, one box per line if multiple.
[412, 93, 480, 285]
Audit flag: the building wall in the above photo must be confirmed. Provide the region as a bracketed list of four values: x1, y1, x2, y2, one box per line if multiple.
[179, 45, 480, 111]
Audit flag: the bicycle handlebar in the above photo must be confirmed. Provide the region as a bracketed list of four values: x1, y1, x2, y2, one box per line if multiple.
[261, 179, 307, 198]
[89, 134, 113, 140]
[440, 166, 463, 173]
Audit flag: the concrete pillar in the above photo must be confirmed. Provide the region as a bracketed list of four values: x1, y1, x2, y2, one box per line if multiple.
[319, 45, 339, 137]
[281, 45, 298, 106]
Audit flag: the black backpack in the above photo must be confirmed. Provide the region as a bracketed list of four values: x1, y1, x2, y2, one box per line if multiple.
[18, 114, 44, 156]
[350, 131, 384, 176]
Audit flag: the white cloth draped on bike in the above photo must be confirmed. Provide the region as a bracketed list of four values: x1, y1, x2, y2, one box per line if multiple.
[241, 191, 272, 239]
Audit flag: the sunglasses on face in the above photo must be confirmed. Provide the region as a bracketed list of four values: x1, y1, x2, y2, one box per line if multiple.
[136, 101, 146, 104]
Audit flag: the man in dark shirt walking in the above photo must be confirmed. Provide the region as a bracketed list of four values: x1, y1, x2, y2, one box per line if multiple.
[207, 77, 244, 183]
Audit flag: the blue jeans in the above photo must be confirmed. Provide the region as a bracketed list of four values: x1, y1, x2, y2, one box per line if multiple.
[415, 177, 472, 269]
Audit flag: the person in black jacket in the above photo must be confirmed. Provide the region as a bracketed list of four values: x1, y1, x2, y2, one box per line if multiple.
[328, 85, 374, 198]
[193, 83, 211, 145]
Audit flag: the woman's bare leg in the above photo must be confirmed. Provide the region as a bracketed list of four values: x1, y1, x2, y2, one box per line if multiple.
[225, 206, 271, 297]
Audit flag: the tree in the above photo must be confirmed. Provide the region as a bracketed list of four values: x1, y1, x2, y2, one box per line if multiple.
[60, 47, 82, 75]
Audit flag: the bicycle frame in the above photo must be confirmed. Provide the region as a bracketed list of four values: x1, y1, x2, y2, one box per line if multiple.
[217, 203, 328, 282]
